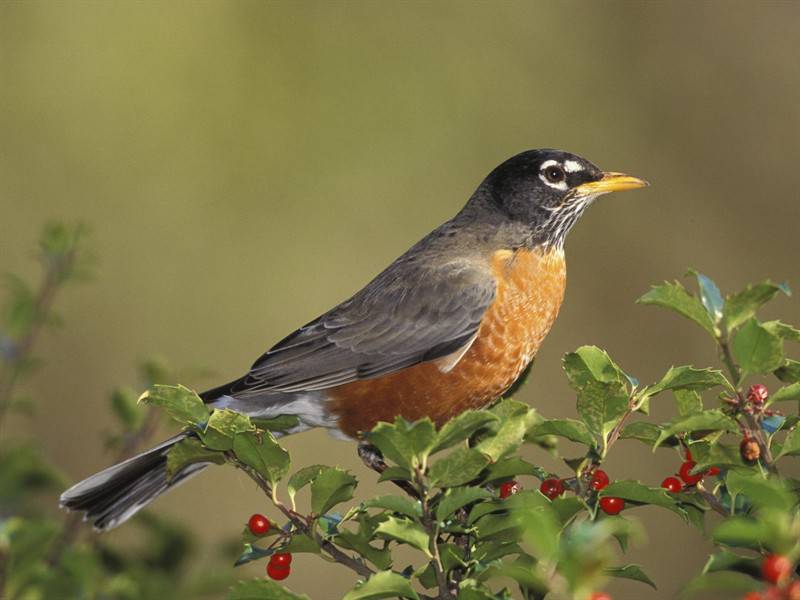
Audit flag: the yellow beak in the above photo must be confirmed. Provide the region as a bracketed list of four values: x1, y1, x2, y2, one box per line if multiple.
[575, 171, 649, 195]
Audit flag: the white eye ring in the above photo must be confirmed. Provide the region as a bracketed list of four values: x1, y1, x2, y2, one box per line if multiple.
[539, 160, 568, 190]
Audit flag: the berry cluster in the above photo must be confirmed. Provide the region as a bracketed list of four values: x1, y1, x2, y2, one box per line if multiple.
[660, 449, 720, 494]
[742, 554, 799, 599]
[500, 469, 625, 516]
[248, 513, 294, 581]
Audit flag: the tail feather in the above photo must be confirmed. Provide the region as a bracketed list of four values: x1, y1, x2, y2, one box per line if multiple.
[60, 434, 206, 531]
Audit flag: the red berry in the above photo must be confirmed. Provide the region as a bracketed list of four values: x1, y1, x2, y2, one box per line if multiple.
[589, 593, 612, 600]
[707, 466, 721, 476]
[762, 554, 792, 584]
[599, 496, 625, 515]
[764, 587, 785, 600]
[786, 580, 800, 600]
[248, 513, 271, 536]
[742, 593, 763, 600]
[748, 384, 769, 405]
[661, 476, 683, 493]
[267, 561, 291, 580]
[499, 480, 521, 498]
[270, 552, 292, 567]
[590, 469, 610, 491]
[679, 461, 703, 486]
[539, 478, 564, 500]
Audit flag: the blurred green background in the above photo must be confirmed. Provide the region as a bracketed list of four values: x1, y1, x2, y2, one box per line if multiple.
[1, 1, 799, 598]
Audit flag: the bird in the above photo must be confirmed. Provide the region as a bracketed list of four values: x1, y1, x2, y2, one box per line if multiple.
[60, 148, 647, 530]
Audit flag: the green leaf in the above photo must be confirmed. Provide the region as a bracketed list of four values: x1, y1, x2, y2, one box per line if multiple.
[725, 470, 795, 511]
[778, 427, 800, 458]
[771, 383, 800, 403]
[377, 466, 412, 483]
[605, 564, 657, 589]
[334, 514, 393, 570]
[653, 410, 739, 449]
[286, 465, 324, 505]
[284, 532, 321, 554]
[166, 437, 225, 480]
[480, 457, 548, 483]
[599, 480, 686, 518]
[365, 495, 422, 519]
[368, 418, 436, 469]
[712, 517, 773, 549]
[724, 281, 791, 332]
[228, 579, 310, 600]
[645, 366, 731, 397]
[431, 411, 498, 453]
[681, 571, 761, 597]
[206, 409, 254, 437]
[674, 389, 703, 416]
[764, 320, 800, 343]
[310, 467, 357, 515]
[551, 496, 585, 524]
[342, 570, 419, 600]
[619, 422, 676, 447]
[138, 384, 209, 426]
[637, 281, 717, 337]
[232, 431, 290, 486]
[732, 318, 785, 376]
[776, 359, 800, 383]
[428, 447, 490, 488]
[704, 550, 761, 578]
[251, 414, 301, 432]
[374, 516, 431, 555]
[528, 418, 595, 446]
[436, 487, 491, 522]
[687, 269, 724, 324]
[689, 441, 747, 471]
[475, 408, 537, 461]
[563, 346, 630, 440]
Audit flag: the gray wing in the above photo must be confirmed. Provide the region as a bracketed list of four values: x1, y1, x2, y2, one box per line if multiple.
[231, 259, 496, 395]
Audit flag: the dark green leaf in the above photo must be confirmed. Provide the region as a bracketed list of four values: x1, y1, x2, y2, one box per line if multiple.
[724, 281, 791, 332]
[654, 410, 739, 449]
[429, 447, 490, 488]
[674, 389, 703, 416]
[725, 470, 795, 511]
[310, 467, 357, 515]
[374, 516, 430, 555]
[365, 495, 422, 519]
[166, 437, 225, 480]
[475, 408, 537, 461]
[681, 572, 761, 597]
[732, 318, 784, 376]
[605, 564, 657, 589]
[368, 418, 436, 469]
[436, 487, 491, 522]
[232, 431, 290, 486]
[645, 366, 731, 397]
[619, 422, 675, 447]
[287, 465, 324, 504]
[528, 418, 595, 446]
[284, 532, 320, 554]
[228, 579, 310, 600]
[138, 384, 209, 426]
[771, 383, 800, 403]
[776, 359, 800, 383]
[251, 414, 301, 432]
[432, 411, 498, 453]
[637, 281, 717, 336]
[563, 346, 629, 439]
[480, 457, 548, 483]
[342, 570, 419, 600]
[377, 466, 412, 483]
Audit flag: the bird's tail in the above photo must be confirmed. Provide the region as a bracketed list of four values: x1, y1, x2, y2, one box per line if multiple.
[60, 434, 206, 531]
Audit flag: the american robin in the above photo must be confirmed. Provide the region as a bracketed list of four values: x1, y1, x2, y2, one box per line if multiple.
[61, 148, 647, 530]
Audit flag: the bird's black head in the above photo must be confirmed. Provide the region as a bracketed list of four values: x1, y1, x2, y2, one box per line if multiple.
[465, 149, 647, 249]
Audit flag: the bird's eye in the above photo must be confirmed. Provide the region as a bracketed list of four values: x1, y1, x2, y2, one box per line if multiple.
[544, 165, 566, 183]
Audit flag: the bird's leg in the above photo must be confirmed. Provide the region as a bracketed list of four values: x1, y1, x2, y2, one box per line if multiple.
[357, 441, 420, 499]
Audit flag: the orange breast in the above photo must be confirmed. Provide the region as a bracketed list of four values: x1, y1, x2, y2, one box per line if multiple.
[327, 247, 567, 437]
